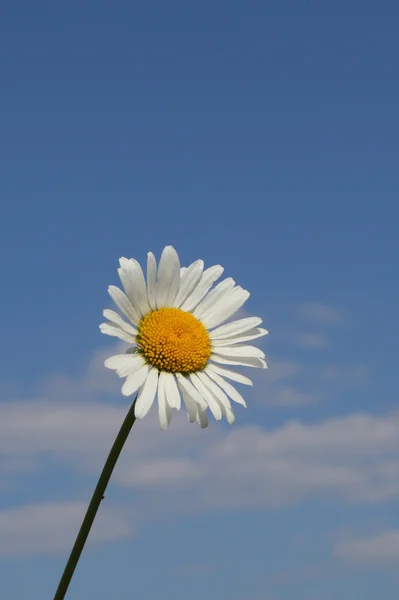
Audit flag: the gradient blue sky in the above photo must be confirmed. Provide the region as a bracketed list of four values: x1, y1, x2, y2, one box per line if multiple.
[1, 1, 398, 599]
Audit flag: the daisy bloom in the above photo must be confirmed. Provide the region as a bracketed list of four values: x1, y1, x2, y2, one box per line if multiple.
[100, 246, 268, 430]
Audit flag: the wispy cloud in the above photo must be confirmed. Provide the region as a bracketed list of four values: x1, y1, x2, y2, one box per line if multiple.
[319, 364, 369, 384]
[261, 561, 332, 587]
[262, 360, 302, 385]
[294, 332, 329, 349]
[0, 501, 133, 556]
[333, 529, 399, 566]
[0, 345, 391, 558]
[264, 385, 316, 407]
[299, 302, 344, 325]
[1, 399, 399, 518]
[252, 359, 317, 407]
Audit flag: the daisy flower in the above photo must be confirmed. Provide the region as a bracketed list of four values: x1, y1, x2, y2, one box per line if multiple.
[100, 246, 268, 430]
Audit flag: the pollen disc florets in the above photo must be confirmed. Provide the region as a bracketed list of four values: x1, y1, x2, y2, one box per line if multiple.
[136, 307, 211, 374]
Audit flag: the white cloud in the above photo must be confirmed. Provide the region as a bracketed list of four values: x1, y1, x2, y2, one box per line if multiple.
[0, 344, 394, 557]
[299, 302, 344, 325]
[37, 346, 123, 399]
[250, 360, 317, 407]
[295, 332, 328, 349]
[334, 529, 399, 566]
[0, 501, 133, 556]
[262, 361, 302, 385]
[1, 399, 399, 515]
[320, 364, 369, 384]
[262, 561, 331, 586]
[263, 385, 316, 407]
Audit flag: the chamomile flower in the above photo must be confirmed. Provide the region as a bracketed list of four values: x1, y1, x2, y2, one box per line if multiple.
[100, 246, 267, 430]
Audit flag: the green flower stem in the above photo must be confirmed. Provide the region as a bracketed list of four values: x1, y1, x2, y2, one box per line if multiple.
[53, 396, 137, 600]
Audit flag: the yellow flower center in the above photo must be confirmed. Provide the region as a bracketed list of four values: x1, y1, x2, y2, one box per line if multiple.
[136, 307, 211, 374]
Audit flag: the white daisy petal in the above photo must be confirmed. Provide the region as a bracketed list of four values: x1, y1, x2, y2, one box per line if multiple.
[193, 278, 235, 319]
[211, 327, 268, 346]
[206, 363, 253, 386]
[212, 345, 265, 359]
[207, 386, 235, 423]
[105, 354, 135, 370]
[108, 285, 140, 325]
[117, 258, 137, 308]
[105, 353, 145, 377]
[135, 368, 159, 418]
[103, 247, 268, 428]
[103, 309, 138, 336]
[158, 372, 172, 430]
[196, 371, 232, 410]
[210, 317, 263, 340]
[99, 323, 136, 343]
[223, 405, 236, 425]
[165, 250, 181, 306]
[202, 287, 250, 329]
[156, 246, 181, 308]
[121, 364, 149, 396]
[196, 407, 209, 429]
[173, 260, 204, 308]
[147, 252, 157, 310]
[180, 265, 224, 312]
[200, 285, 242, 325]
[212, 394, 236, 425]
[205, 366, 247, 406]
[189, 373, 223, 421]
[210, 355, 268, 368]
[118, 257, 130, 269]
[115, 356, 145, 378]
[163, 372, 181, 410]
[175, 373, 207, 410]
[182, 391, 197, 423]
[118, 258, 150, 317]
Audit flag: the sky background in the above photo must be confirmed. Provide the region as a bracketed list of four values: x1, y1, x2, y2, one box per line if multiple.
[1, 1, 398, 599]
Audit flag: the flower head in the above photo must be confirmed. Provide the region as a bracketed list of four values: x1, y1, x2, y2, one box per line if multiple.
[100, 246, 268, 429]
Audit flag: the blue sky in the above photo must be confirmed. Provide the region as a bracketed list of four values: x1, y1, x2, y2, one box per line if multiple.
[1, 1, 398, 598]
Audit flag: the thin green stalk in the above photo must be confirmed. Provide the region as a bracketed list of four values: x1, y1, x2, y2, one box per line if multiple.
[53, 396, 137, 600]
